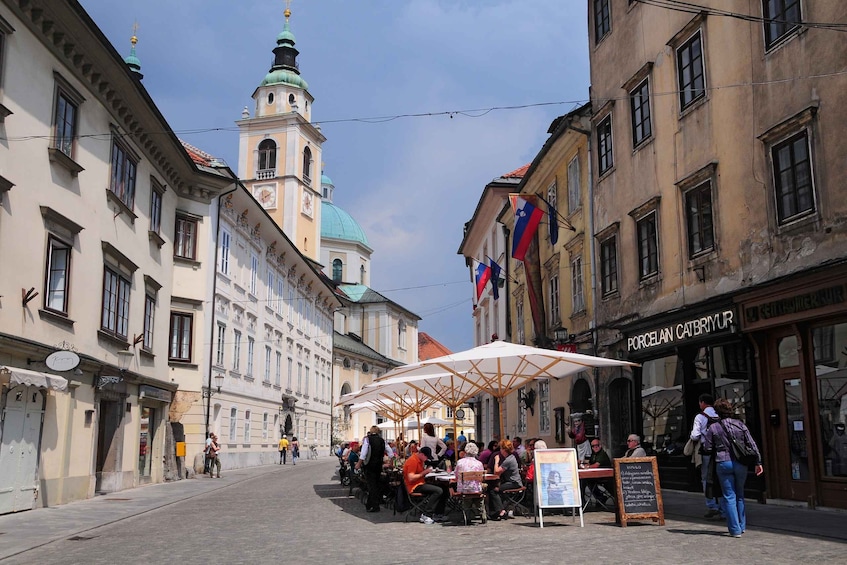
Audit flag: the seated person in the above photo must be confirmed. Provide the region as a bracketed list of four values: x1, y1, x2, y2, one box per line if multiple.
[624, 435, 647, 458]
[403, 446, 447, 524]
[586, 439, 614, 507]
[488, 439, 523, 520]
[455, 442, 485, 494]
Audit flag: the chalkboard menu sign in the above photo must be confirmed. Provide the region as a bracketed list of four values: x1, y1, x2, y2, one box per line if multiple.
[613, 456, 664, 527]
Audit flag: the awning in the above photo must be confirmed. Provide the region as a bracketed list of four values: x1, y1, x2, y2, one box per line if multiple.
[0, 366, 68, 391]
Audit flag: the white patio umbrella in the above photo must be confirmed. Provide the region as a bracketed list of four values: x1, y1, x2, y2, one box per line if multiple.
[337, 382, 441, 442]
[373, 341, 638, 440]
[405, 415, 451, 429]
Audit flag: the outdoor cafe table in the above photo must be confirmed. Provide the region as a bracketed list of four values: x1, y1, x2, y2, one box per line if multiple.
[577, 467, 615, 513]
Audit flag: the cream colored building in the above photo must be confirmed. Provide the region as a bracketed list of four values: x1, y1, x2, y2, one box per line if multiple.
[588, 1, 847, 506]
[0, 0, 231, 512]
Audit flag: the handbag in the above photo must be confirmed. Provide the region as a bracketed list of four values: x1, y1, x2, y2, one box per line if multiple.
[719, 419, 758, 467]
[683, 438, 697, 456]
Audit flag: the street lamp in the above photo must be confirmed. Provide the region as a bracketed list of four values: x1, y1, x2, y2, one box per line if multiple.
[203, 373, 225, 398]
[97, 348, 135, 388]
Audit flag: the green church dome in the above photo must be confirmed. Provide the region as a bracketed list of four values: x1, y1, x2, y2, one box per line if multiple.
[261, 69, 308, 89]
[321, 202, 369, 246]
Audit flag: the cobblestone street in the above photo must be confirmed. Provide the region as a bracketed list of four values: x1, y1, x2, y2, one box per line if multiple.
[1, 458, 844, 564]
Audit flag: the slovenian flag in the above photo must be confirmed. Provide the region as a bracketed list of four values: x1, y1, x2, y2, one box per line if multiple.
[474, 261, 492, 301]
[511, 194, 544, 261]
[489, 257, 502, 300]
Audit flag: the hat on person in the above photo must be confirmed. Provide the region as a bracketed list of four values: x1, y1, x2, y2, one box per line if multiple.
[419, 446, 433, 459]
[534, 440, 548, 450]
[408, 439, 418, 445]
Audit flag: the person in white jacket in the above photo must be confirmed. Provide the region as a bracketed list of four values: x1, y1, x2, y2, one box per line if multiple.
[690, 393, 723, 519]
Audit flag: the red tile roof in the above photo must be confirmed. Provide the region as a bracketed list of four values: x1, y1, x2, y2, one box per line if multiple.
[180, 140, 217, 166]
[501, 163, 530, 179]
[418, 332, 453, 361]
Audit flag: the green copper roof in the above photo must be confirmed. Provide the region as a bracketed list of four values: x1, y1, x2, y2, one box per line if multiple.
[321, 202, 369, 246]
[321, 173, 334, 186]
[277, 20, 296, 44]
[261, 69, 308, 89]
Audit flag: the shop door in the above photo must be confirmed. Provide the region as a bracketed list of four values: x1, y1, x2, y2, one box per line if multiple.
[0, 385, 45, 514]
[764, 332, 812, 503]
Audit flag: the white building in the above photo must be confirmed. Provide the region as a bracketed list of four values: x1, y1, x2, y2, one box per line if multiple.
[0, 0, 231, 513]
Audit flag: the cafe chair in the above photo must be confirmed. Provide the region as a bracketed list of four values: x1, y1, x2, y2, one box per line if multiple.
[449, 471, 487, 526]
[500, 485, 529, 517]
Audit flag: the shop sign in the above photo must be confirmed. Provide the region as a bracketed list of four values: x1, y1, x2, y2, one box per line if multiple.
[45, 350, 80, 372]
[139, 385, 172, 403]
[744, 284, 845, 323]
[627, 309, 735, 353]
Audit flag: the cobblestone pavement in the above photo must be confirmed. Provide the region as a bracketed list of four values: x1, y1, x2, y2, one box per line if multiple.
[1, 458, 844, 564]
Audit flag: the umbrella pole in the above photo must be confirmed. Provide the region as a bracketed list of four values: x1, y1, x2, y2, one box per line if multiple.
[452, 411, 458, 468]
[498, 397, 505, 441]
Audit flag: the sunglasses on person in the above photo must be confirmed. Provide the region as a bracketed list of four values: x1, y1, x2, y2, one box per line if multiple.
[591, 443, 601, 448]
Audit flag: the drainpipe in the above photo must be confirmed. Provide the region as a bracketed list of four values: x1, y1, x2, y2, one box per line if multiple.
[205, 175, 240, 436]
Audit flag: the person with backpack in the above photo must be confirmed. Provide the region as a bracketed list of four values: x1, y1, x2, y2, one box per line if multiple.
[703, 398, 764, 538]
[690, 393, 724, 519]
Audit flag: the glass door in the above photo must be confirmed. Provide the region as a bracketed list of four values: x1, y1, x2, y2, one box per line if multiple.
[138, 406, 154, 480]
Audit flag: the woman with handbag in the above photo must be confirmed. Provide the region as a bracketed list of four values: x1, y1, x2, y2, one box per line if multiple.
[703, 398, 764, 538]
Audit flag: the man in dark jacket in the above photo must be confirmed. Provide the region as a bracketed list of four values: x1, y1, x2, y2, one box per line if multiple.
[360, 426, 386, 513]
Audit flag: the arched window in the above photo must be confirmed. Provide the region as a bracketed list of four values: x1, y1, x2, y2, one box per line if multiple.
[332, 258, 343, 282]
[303, 146, 312, 181]
[360, 264, 365, 284]
[258, 139, 276, 172]
[398, 319, 407, 350]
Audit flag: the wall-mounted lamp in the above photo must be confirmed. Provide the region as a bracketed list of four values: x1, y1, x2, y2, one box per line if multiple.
[553, 327, 569, 343]
[202, 373, 225, 398]
[97, 349, 135, 388]
[131, 333, 145, 347]
[693, 265, 706, 283]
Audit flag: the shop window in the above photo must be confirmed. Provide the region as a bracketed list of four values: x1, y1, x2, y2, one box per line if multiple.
[640, 355, 683, 453]
[814, 322, 847, 478]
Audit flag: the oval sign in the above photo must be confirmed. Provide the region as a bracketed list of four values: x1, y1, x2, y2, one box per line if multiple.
[45, 350, 81, 372]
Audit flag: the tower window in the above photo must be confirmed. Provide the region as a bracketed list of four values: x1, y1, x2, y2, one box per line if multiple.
[289, 93, 295, 104]
[332, 259, 342, 282]
[268, 92, 274, 104]
[303, 146, 313, 182]
[258, 139, 277, 172]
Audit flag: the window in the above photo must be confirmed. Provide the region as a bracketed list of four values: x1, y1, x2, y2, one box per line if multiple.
[297, 362, 303, 392]
[175, 216, 197, 260]
[150, 183, 163, 235]
[277, 277, 284, 314]
[637, 212, 659, 279]
[539, 380, 550, 433]
[332, 258, 342, 282]
[305, 366, 310, 396]
[250, 254, 259, 294]
[169, 312, 193, 361]
[54, 90, 78, 157]
[763, 0, 801, 49]
[44, 236, 71, 314]
[215, 323, 226, 366]
[572, 256, 585, 313]
[275, 351, 282, 386]
[247, 336, 255, 376]
[600, 236, 618, 296]
[110, 140, 138, 209]
[302, 146, 312, 181]
[143, 294, 155, 350]
[218, 229, 230, 275]
[630, 78, 652, 146]
[263, 413, 269, 440]
[594, 0, 610, 43]
[677, 31, 705, 110]
[229, 408, 237, 442]
[264, 346, 272, 383]
[102, 267, 130, 338]
[549, 274, 560, 326]
[516, 299, 525, 345]
[287, 357, 293, 390]
[267, 270, 275, 305]
[399, 319, 407, 350]
[233, 330, 242, 372]
[685, 182, 715, 257]
[360, 264, 365, 284]
[518, 388, 527, 434]
[597, 115, 613, 175]
[258, 139, 277, 172]
[567, 156, 580, 213]
[288, 286, 295, 320]
[772, 131, 814, 223]
[244, 411, 251, 442]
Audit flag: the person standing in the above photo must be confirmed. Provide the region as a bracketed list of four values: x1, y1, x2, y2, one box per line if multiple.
[207, 434, 221, 478]
[690, 393, 723, 518]
[624, 435, 647, 457]
[703, 398, 764, 538]
[203, 432, 213, 475]
[278, 435, 290, 465]
[291, 436, 300, 465]
[359, 426, 387, 513]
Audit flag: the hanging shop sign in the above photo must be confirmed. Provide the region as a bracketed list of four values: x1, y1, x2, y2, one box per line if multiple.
[139, 385, 172, 403]
[626, 308, 735, 353]
[45, 350, 80, 372]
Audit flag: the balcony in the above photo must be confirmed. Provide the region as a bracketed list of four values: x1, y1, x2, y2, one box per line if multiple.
[256, 169, 276, 180]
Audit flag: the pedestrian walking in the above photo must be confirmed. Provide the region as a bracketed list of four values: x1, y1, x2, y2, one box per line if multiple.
[278, 435, 290, 465]
[203, 432, 213, 475]
[207, 434, 222, 478]
[689, 393, 723, 519]
[360, 426, 387, 512]
[291, 436, 300, 465]
[703, 398, 764, 538]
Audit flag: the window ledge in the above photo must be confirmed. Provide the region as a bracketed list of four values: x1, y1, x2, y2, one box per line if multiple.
[601, 290, 620, 302]
[638, 274, 662, 289]
[244, 375, 255, 382]
[632, 135, 654, 155]
[148, 231, 165, 248]
[597, 165, 616, 183]
[174, 255, 201, 268]
[679, 95, 708, 120]
[105, 189, 137, 222]
[776, 212, 819, 236]
[688, 249, 717, 268]
[167, 360, 198, 369]
[139, 348, 155, 360]
[48, 148, 85, 177]
[262, 381, 272, 388]
[229, 370, 242, 379]
[273, 384, 282, 390]
[39, 308, 75, 327]
[569, 310, 588, 321]
[97, 329, 130, 348]
[0, 102, 12, 121]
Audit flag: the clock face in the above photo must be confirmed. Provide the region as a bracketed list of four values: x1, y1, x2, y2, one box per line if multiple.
[253, 184, 276, 209]
[302, 192, 314, 217]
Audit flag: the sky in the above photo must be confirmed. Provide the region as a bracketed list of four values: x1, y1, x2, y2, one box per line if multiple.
[79, 0, 591, 353]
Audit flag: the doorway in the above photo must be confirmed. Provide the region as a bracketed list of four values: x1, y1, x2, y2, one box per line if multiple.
[0, 385, 44, 514]
[95, 399, 124, 493]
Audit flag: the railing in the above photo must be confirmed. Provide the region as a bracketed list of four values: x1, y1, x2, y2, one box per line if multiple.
[256, 169, 276, 180]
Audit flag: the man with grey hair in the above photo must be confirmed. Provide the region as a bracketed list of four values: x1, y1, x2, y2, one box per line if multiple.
[624, 434, 647, 457]
[359, 425, 386, 513]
